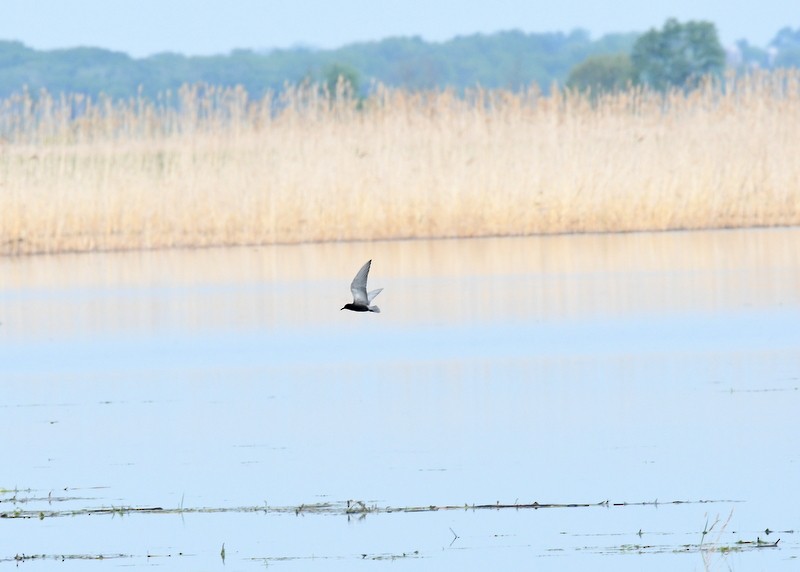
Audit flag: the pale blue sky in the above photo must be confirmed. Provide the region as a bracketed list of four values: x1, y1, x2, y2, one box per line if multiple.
[1, 0, 795, 57]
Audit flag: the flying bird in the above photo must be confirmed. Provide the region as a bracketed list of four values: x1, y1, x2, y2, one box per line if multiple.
[341, 259, 383, 313]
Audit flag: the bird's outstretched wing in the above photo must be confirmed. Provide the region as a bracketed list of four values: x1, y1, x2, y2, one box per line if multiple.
[350, 259, 372, 305]
[367, 288, 383, 303]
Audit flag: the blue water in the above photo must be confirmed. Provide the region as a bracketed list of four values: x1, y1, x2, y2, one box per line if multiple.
[2, 229, 799, 570]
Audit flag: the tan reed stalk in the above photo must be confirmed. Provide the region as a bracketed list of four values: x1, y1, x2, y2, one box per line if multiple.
[1, 70, 799, 255]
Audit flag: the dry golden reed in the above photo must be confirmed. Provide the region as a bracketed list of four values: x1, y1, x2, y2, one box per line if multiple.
[1, 71, 799, 255]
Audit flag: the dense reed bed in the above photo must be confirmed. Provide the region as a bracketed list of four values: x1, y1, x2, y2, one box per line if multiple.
[1, 71, 799, 255]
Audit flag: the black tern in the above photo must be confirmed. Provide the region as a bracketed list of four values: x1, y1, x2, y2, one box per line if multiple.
[341, 259, 383, 313]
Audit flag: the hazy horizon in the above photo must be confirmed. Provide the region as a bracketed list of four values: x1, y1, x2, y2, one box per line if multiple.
[0, 0, 795, 59]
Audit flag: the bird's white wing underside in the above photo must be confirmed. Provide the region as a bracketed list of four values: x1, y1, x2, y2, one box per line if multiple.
[350, 260, 372, 304]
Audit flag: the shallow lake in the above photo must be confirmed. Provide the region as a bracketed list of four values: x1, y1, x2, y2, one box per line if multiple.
[2, 228, 799, 570]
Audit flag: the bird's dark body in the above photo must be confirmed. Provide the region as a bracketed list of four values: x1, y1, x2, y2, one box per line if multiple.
[341, 303, 373, 312]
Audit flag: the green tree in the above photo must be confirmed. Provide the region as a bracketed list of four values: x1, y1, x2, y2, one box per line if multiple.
[631, 18, 725, 90]
[733, 39, 771, 70]
[770, 27, 800, 68]
[566, 53, 634, 93]
[322, 62, 361, 98]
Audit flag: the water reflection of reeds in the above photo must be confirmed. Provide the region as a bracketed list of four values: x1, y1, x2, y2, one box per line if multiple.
[1, 228, 798, 338]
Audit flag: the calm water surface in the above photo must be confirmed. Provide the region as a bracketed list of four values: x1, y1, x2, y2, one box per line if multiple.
[1, 229, 799, 570]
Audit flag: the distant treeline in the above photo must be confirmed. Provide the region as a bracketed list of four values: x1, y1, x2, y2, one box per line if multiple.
[0, 26, 799, 99]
